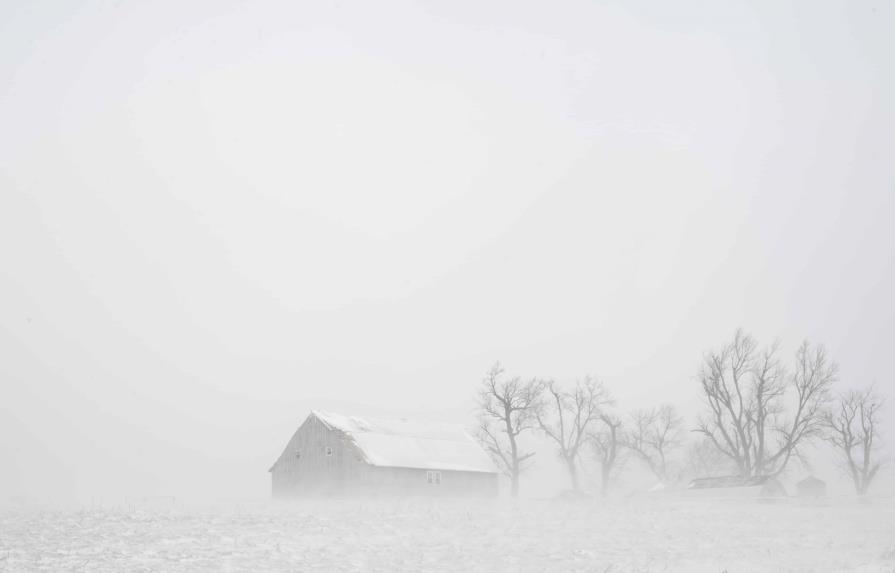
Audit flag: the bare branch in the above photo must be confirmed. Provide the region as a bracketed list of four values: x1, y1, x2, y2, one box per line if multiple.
[626, 404, 684, 482]
[537, 376, 610, 491]
[822, 385, 885, 495]
[474, 362, 544, 497]
[590, 413, 626, 496]
[694, 330, 836, 477]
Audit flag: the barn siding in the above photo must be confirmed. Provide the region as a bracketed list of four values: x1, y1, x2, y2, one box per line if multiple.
[271, 415, 368, 497]
[362, 466, 498, 497]
[270, 415, 498, 498]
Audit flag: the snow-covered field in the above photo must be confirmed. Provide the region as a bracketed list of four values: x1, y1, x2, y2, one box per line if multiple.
[2, 497, 894, 572]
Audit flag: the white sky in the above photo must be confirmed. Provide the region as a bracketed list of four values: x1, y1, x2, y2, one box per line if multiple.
[1, 0, 893, 502]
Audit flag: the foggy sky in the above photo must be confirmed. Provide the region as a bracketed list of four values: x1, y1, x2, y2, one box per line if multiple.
[2, 0, 893, 502]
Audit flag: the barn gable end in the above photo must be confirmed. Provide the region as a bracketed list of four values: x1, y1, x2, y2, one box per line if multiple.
[270, 411, 499, 498]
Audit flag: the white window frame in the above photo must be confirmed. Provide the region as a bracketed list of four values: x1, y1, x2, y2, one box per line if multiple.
[426, 470, 442, 485]
[325, 446, 333, 457]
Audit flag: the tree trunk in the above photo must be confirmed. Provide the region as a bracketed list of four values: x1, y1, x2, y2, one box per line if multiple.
[857, 475, 868, 496]
[510, 472, 519, 498]
[566, 457, 579, 491]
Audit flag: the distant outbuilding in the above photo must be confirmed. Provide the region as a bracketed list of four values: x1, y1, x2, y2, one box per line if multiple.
[269, 410, 499, 498]
[796, 476, 827, 498]
[686, 475, 788, 498]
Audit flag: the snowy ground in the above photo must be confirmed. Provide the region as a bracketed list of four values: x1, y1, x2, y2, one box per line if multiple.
[2, 496, 894, 572]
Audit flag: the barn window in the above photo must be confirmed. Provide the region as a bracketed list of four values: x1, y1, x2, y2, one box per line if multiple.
[426, 471, 442, 485]
[325, 446, 333, 457]
[294, 451, 301, 460]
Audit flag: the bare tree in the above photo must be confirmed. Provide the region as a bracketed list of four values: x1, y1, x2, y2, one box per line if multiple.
[536, 377, 610, 491]
[626, 405, 684, 483]
[475, 362, 544, 498]
[590, 413, 625, 496]
[823, 386, 886, 496]
[684, 437, 733, 479]
[695, 329, 836, 477]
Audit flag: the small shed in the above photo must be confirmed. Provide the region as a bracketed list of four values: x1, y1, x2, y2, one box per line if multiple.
[796, 476, 827, 498]
[269, 410, 499, 498]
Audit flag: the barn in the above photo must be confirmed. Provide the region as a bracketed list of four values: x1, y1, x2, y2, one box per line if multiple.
[269, 410, 499, 498]
[685, 475, 788, 498]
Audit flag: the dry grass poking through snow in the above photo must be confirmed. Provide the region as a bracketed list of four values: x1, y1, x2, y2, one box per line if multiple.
[1, 497, 894, 572]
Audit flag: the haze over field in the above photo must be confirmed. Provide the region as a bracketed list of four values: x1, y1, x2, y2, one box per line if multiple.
[3, 499, 895, 572]
[2, 0, 894, 504]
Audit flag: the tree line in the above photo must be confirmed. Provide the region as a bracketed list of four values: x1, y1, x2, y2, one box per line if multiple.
[474, 328, 887, 498]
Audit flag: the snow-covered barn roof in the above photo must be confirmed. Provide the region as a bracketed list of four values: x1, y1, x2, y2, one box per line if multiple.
[688, 475, 775, 489]
[312, 410, 498, 474]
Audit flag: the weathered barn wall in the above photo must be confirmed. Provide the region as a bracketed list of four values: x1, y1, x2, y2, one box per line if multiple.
[360, 466, 498, 497]
[270, 415, 498, 498]
[271, 415, 367, 497]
